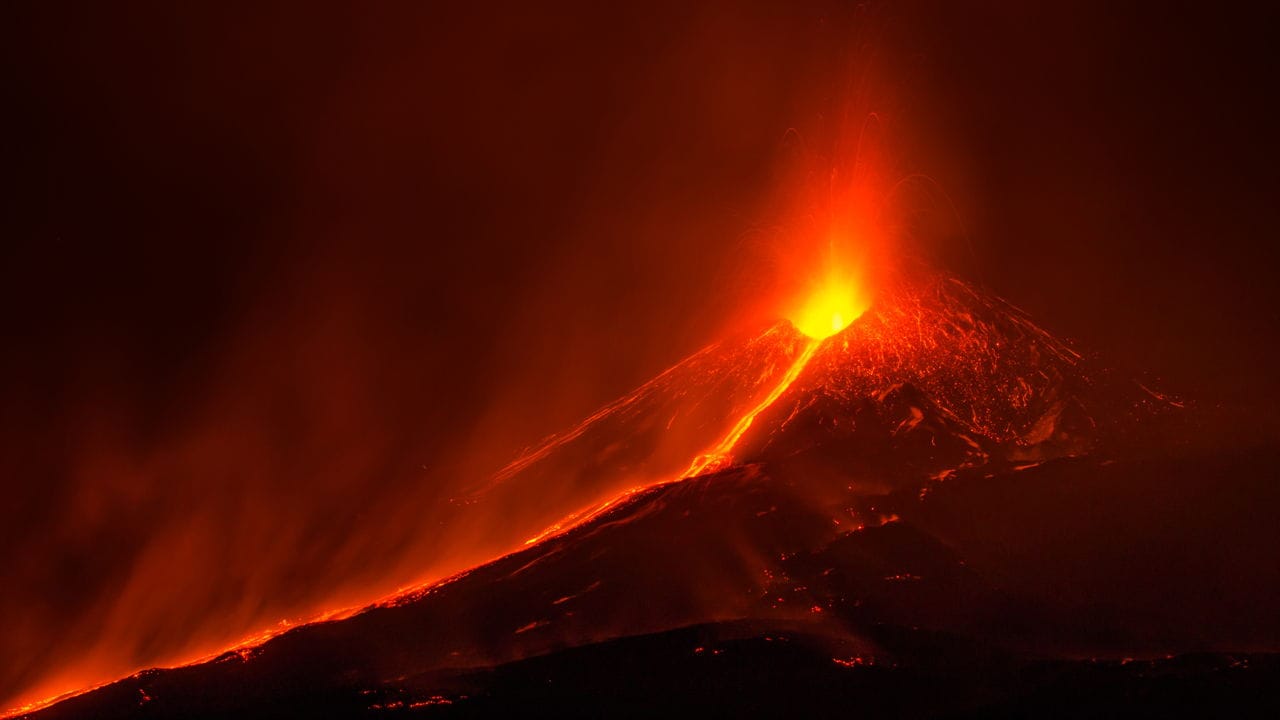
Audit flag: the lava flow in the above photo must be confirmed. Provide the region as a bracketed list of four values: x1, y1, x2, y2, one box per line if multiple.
[686, 248, 871, 476]
[523, 257, 871, 546]
[683, 337, 821, 478]
[17, 258, 1247, 720]
[683, 286, 863, 477]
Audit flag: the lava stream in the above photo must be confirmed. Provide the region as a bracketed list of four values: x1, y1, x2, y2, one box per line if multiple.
[520, 334, 824, 547]
[683, 337, 821, 477]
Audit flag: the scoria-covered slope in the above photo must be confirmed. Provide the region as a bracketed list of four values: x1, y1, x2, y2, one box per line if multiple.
[24, 270, 1274, 720]
[732, 272, 1176, 491]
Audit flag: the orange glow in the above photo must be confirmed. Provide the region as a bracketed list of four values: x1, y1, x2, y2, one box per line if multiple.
[787, 249, 871, 339]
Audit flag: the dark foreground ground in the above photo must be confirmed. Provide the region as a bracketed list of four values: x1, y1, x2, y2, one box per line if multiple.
[37, 622, 1280, 719]
[25, 444, 1280, 720]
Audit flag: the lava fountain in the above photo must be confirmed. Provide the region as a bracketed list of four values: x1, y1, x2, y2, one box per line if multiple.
[787, 244, 871, 340]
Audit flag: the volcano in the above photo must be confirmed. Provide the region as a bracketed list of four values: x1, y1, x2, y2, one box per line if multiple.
[16, 269, 1280, 719]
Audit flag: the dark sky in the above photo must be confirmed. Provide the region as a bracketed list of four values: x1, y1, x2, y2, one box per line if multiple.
[931, 3, 1280, 412]
[4, 0, 1278, 710]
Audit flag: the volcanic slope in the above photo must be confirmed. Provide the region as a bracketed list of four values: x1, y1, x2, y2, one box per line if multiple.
[25, 271, 1279, 720]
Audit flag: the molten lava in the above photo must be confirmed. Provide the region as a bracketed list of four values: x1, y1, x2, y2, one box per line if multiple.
[684, 338, 822, 477]
[786, 251, 871, 340]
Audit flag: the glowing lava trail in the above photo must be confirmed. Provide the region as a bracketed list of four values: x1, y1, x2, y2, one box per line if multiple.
[521, 334, 824, 547]
[684, 337, 821, 477]
[521, 259, 871, 545]
[686, 253, 870, 477]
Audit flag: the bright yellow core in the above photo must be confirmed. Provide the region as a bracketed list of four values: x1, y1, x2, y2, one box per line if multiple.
[789, 273, 870, 339]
